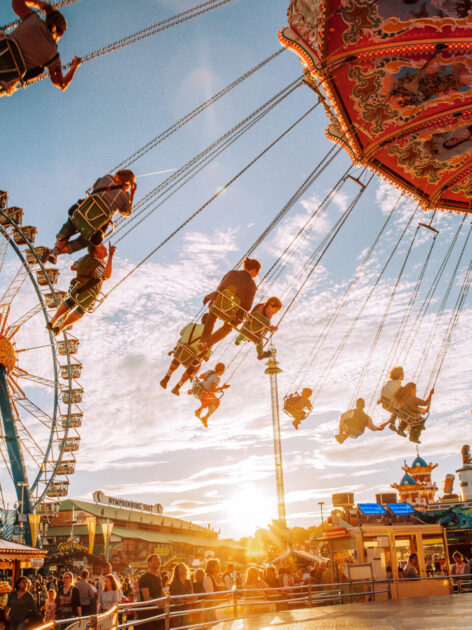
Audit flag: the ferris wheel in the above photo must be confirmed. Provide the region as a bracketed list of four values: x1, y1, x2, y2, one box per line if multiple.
[0, 190, 82, 544]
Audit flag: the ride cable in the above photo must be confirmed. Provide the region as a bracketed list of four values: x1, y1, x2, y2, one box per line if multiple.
[291, 192, 403, 392]
[25, 0, 238, 85]
[310, 203, 418, 406]
[399, 215, 466, 366]
[110, 48, 286, 172]
[109, 77, 304, 242]
[350, 213, 421, 409]
[425, 247, 472, 394]
[257, 160, 353, 294]
[93, 102, 319, 308]
[414, 220, 472, 387]
[276, 173, 375, 330]
[366, 222, 439, 410]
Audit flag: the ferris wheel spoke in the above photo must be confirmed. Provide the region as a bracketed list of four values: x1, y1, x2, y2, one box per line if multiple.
[0, 239, 9, 276]
[0, 267, 28, 321]
[13, 396, 53, 430]
[0, 442, 14, 483]
[14, 423, 44, 469]
[18, 372, 57, 389]
[6, 304, 42, 339]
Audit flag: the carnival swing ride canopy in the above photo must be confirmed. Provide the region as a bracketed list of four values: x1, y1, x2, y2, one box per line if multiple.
[279, 0, 472, 214]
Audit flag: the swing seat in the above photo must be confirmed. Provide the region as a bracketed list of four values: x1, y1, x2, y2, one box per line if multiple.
[191, 378, 205, 400]
[283, 393, 310, 420]
[239, 311, 271, 345]
[70, 195, 114, 242]
[209, 289, 242, 324]
[0, 38, 26, 85]
[0, 206, 23, 226]
[68, 280, 102, 312]
[174, 343, 200, 369]
[377, 397, 427, 427]
[44, 290, 67, 309]
[36, 268, 59, 287]
[13, 225, 37, 246]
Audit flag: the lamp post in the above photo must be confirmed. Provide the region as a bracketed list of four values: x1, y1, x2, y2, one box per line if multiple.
[17, 482, 28, 543]
[318, 501, 325, 526]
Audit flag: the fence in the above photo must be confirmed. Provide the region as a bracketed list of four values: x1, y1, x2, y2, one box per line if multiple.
[34, 573, 472, 630]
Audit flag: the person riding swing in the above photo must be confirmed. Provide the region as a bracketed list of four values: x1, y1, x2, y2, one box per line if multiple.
[2, 1, 81, 96]
[199, 258, 262, 352]
[392, 383, 434, 444]
[190, 362, 230, 428]
[160, 314, 211, 396]
[335, 398, 389, 444]
[41, 170, 136, 264]
[46, 243, 115, 335]
[234, 296, 282, 360]
[285, 388, 313, 430]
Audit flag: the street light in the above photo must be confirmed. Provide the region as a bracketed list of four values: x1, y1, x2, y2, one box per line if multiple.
[17, 482, 28, 543]
[318, 501, 325, 526]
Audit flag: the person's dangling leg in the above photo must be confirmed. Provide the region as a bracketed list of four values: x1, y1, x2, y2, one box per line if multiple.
[54, 308, 84, 335]
[47, 300, 72, 330]
[200, 312, 217, 344]
[335, 418, 348, 444]
[397, 419, 408, 437]
[257, 343, 271, 360]
[388, 412, 398, 432]
[201, 398, 220, 427]
[235, 332, 245, 346]
[161, 359, 180, 390]
[208, 323, 233, 347]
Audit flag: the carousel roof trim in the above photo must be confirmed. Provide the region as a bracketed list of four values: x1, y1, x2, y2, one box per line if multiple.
[0, 538, 46, 559]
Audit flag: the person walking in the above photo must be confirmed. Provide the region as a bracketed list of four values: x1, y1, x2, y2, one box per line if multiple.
[55, 572, 80, 620]
[5, 577, 37, 630]
[98, 575, 121, 613]
[138, 554, 164, 630]
[75, 570, 96, 615]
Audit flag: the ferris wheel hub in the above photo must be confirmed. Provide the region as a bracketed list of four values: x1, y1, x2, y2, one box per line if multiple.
[0, 336, 17, 374]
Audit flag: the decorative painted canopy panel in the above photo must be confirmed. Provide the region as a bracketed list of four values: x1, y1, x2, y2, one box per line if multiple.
[280, 0, 472, 214]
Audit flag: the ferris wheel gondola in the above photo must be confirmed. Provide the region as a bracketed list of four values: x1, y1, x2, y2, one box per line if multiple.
[0, 191, 82, 544]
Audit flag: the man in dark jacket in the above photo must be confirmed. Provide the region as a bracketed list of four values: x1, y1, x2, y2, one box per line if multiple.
[200, 258, 261, 350]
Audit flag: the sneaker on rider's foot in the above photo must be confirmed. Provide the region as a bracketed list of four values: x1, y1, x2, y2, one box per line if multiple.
[258, 351, 271, 360]
[46, 322, 54, 331]
[292, 420, 299, 430]
[160, 377, 169, 390]
[397, 429, 407, 437]
[409, 435, 421, 444]
[388, 424, 397, 432]
[171, 385, 180, 396]
[335, 434, 345, 444]
[200, 416, 208, 428]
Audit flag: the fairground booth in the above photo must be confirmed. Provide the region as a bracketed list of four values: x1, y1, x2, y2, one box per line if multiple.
[314, 492, 451, 600]
[0, 539, 47, 584]
[43, 492, 243, 574]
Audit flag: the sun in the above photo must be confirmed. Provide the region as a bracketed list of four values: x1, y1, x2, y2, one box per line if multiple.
[225, 485, 275, 538]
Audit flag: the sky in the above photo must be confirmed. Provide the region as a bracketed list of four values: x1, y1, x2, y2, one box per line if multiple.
[0, 0, 471, 540]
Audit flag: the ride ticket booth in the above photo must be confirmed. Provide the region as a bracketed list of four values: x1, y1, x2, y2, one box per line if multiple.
[319, 513, 450, 600]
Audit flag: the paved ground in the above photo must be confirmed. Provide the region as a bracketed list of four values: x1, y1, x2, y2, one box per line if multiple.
[212, 593, 472, 629]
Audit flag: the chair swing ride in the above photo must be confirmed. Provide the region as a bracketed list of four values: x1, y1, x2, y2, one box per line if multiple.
[1, 0, 471, 535]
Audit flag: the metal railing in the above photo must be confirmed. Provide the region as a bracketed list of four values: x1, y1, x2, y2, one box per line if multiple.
[33, 573, 472, 630]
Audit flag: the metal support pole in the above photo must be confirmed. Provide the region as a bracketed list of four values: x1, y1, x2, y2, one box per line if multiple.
[265, 347, 286, 526]
[308, 579, 312, 608]
[164, 594, 171, 630]
[232, 588, 238, 619]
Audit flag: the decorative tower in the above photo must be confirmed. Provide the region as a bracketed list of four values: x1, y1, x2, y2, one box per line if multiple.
[264, 345, 286, 526]
[457, 444, 472, 501]
[391, 451, 438, 507]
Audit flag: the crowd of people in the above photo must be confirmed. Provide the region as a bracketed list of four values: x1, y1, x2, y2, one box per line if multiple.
[3, 548, 472, 629]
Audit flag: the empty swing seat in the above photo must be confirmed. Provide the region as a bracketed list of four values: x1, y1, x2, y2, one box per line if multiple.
[239, 311, 271, 345]
[209, 289, 241, 324]
[70, 195, 113, 242]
